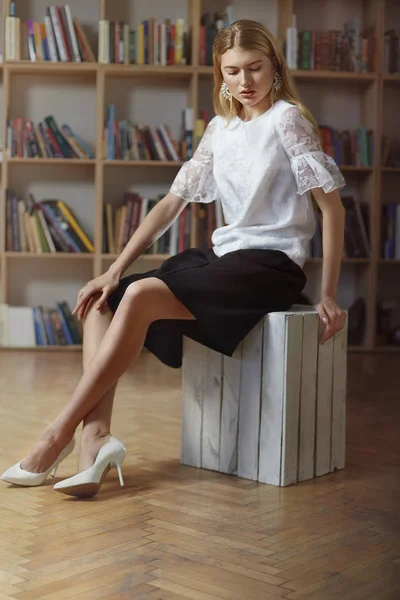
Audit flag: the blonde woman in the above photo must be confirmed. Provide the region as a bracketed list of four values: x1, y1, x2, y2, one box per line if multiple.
[1, 20, 346, 497]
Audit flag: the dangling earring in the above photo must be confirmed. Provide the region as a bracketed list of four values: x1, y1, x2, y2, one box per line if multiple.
[221, 81, 233, 113]
[270, 71, 282, 105]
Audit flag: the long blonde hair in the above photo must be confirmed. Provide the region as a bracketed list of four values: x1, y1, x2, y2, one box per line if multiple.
[213, 20, 318, 132]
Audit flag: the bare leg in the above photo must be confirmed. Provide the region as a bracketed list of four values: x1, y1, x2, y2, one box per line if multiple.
[79, 295, 117, 471]
[21, 278, 195, 472]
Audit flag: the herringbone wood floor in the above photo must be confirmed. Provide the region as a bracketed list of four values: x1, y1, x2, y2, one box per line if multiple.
[0, 350, 399, 600]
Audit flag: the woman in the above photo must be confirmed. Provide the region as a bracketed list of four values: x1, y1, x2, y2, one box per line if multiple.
[1, 20, 346, 497]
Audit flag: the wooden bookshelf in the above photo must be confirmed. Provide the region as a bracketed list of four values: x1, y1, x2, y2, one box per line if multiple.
[0, 0, 399, 352]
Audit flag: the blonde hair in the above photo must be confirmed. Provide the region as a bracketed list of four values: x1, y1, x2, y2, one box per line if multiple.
[213, 20, 318, 132]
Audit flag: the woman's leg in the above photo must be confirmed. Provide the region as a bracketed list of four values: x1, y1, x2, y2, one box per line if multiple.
[21, 278, 195, 472]
[79, 295, 117, 471]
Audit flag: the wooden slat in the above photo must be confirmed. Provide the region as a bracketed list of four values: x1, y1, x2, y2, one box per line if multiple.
[219, 343, 242, 474]
[298, 313, 319, 482]
[331, 317, 348, 471]
[237, 320, 264, 481]
[280, 314, 303, 486]
[201, 348, 222, 471]
[181, 337, 205, 468]
[315, 333, 334, 476]
[258, 313, 286, 485]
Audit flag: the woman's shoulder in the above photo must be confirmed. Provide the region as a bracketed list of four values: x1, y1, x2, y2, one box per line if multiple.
[272, 100, 300, 122]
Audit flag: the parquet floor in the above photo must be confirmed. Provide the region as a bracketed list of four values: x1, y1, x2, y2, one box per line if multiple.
[0, 350, 399, 599]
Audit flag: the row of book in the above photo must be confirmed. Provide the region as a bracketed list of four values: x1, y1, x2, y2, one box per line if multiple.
[5, 4, 95, 62]
[382, 137, 400, 168]
[296, 19, 375, 73]
[382, 204, 400, 260]
[102, 191, 224, 256]
[319, 126, 373, 168]
[384, 30, 400, 74]
[98, 18, 189, 66]
[0, 302, 82, 347]
[6, 191, 94, 254]
[104, 106, 180, 162]
[6, 115, 94, 160]
[104, 107, 196, 162]
[199, 8, 235, 66]
[310, 196, 370, 259]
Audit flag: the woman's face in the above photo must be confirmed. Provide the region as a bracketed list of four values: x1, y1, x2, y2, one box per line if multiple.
[220, 48, 275, 109]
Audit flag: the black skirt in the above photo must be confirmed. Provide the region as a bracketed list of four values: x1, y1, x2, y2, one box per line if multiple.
[107, 247, 306, 368]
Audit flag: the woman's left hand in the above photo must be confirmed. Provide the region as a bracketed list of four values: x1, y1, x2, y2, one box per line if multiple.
[316, 297, 347, 345]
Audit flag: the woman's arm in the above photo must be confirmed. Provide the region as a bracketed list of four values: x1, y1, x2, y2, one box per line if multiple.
[108, 191, 187, 279]
[311, 187, 347, 344]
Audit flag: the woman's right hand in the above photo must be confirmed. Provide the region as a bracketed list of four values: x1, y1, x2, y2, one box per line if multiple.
[72, 269, 120, 321]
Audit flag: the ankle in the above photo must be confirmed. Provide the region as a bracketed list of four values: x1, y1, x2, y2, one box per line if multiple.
[42, 427, 73, 452]
[81, 429, 111, 446]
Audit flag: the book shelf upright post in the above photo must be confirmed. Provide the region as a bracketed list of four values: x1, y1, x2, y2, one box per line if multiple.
[1, 62, 11, 304]
[365, 0, 385, 348]
[94, 65, 105, 279]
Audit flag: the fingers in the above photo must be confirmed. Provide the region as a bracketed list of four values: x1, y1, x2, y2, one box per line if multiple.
[317, 303, 347, 345]
[95, 289, 109, 312]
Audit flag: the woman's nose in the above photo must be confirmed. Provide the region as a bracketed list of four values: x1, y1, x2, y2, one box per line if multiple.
[240, 71, 252, 88]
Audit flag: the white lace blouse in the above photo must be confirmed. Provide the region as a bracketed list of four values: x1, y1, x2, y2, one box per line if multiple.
[169, 100, 345, 268]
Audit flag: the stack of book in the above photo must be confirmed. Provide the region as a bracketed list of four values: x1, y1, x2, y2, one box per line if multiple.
[6, 191, 94, 254]
[384, 30, 400, 74]
[5, 4, 95, 62]
[98, 17, 189, 65]
[103, 191, 224, 256]
[319, 125, 373, 167]
[382, 203, 400, 260]
[104, 106, 180, 161]
[311, 196, 370, 259]
[297, 18, 375, 73]
[7, 115, 94, 159]
[0, 302, 82, 347]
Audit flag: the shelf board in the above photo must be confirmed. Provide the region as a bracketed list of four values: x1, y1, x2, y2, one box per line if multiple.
[306, 258, 370, 264]
[290, 70, 376, 82]
[0, 345, 82, 351]
[5, 252, 94, 259]
[348, 345, 367, 352]
[196, 68, 376, 82]
[103, 64, 194, 78]
[5, 60, 98, 75]
[7, 158, 96, 165]
[103, 160, 183, 167]
[372, 346, 400, 353]
[383, 74, 400, 84]
[102, 253, 169, 260]
[382, 167, 400, 173]
[379, 259, 400, 264]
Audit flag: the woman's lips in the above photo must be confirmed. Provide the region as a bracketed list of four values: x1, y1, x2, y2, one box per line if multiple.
[240, 91, 255, 97]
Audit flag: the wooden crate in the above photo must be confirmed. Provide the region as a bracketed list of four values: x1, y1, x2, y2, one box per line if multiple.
[181, 307, 347, 486]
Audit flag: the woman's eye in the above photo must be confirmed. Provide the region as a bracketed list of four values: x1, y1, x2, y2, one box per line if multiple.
[228, 72, 237, 76]
[250, 67, 261, 72]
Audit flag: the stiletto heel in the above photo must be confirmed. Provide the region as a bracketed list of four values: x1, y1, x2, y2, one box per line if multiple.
[115, 463, 124, 487]
[1, 437, 75, 487]
[53, 437, 126, 498]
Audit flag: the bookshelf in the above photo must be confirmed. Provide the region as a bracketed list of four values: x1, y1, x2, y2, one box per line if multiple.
[0, 0, 399, 352]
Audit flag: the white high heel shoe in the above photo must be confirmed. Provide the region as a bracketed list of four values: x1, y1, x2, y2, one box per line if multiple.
[53, 436, 126, 498]
[1, 437, 75, 487]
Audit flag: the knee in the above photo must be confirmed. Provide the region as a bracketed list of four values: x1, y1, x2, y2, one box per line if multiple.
[121, 279, 157, 317]
[82, 292, 103, 325]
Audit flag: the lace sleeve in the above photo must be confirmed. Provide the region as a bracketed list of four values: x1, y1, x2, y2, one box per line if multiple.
[277, 106, 346, 196]
[169, 117, 219, 204]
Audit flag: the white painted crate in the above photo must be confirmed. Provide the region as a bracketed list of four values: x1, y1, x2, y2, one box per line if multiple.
[181, 306, 347, 486]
